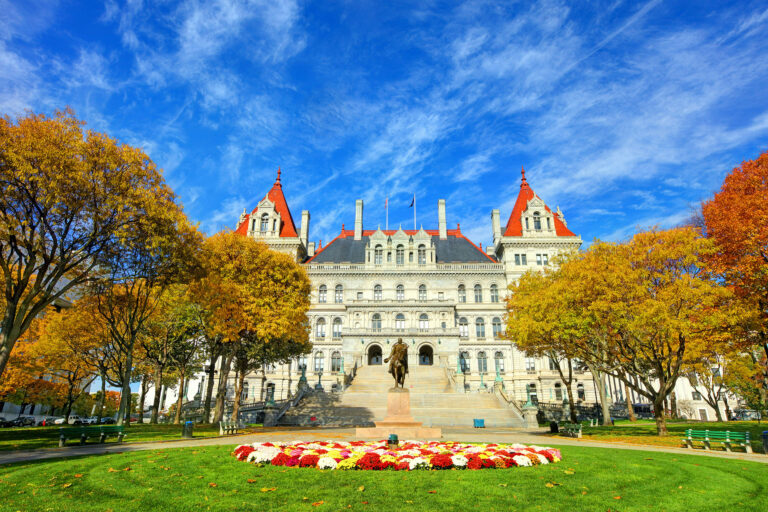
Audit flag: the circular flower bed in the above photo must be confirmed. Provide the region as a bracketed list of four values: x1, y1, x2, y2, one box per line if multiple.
[232, 440, 561, 470]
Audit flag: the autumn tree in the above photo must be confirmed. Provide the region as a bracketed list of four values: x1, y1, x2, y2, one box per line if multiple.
[0, 109, 193, 383]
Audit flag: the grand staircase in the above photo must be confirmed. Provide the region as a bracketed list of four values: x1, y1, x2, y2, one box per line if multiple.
[279, 365, 525, 428]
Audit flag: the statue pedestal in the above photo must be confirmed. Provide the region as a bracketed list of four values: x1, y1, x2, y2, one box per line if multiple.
[356, 388, 442, 439]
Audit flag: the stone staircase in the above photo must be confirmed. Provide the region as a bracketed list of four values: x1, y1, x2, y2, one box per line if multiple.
[279, 365, 525, 428]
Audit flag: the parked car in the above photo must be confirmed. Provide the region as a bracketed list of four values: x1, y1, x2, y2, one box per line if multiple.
[0, 418, 13, 428]
[53, 415, 87, 425]
[9, 416, 36, 427]
[100, 417, 116, 424]
[37, 417, 61, 426]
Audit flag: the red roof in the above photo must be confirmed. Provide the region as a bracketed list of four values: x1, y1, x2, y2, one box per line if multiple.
[503, 167, 575, 237]
[234, 168, 299, 238]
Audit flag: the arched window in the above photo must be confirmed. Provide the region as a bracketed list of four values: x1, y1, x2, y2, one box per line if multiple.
[459, 317, 468, 337]
[419, 314, 429, 330]
[409, 251, 413, 263]
[331, 351, 342, 373]
[477, 351, 488, 373]
[533, 212, 541, 231]
[528, 383, 538, 404]
[418, 244, 426, 265]
[396, 245, 404, 265]
[458, 285, 466, 303]
[374, 285, 382, 301]
[260, 213, 269, 232]
[492, 317, 502, 338]
[494, 351, 504, 373]
[395, 313, 405, 331]
[314, 351, 324, 372]
[335, 284, 343, 303]
[316, 318, 326, 338]
[297, 355, 307, 371]
[318, 285, 327, 303]
[396, 285, 404, 301]
[241, 381, 249, 401]
[418, 284, 427, 301]
[371, 313, 381, 331]
[332, 317, 342, 338]
[374, 245, 383, 265]
[475, 317, 485, 338]
[577, 383, 585, 401]
[554, 382, 563, 401]
[460, 351, 470, 373]
[490, 284, 499, 303]
[474, 284, 482, 303]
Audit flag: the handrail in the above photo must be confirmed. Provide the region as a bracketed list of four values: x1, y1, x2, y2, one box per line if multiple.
[492, 385, 525, 418]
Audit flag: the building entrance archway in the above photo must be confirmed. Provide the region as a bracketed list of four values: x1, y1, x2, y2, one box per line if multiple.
[418, 345, 434, 365]
[367, 344, 383, 365]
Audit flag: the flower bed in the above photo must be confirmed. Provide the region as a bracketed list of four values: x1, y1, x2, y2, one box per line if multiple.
[232, 441, 561, 470]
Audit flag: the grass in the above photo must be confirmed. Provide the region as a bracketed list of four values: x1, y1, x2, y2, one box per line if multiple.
[0, 444, 766, 511]
[0, 423, 236, 452]
[548, 420, 768, 452]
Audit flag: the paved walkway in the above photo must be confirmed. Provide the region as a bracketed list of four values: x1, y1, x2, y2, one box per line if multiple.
[1, 427, 766, 466]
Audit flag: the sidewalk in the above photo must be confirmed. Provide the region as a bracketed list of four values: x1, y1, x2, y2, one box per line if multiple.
[1, 427, 765, 466]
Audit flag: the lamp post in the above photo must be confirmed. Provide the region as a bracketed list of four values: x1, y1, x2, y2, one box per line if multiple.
[315, 370, 324, 391]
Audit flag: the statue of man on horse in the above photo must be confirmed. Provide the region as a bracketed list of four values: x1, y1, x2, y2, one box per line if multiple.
[384, 338, 409, 388]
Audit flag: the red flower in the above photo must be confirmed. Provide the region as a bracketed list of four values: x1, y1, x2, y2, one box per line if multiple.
[356, 453, 383, 470]
[430, 454, 453, 469]
[480, 458, 496, 469]
[234, 446, 255, 461]
[467, 455, 483, 470]
[315, 449, 328, 455]
[286, 456, 300, 467]
[271, 453, 290, 466]
[396, 462, 410, 471]
[299, 455, 320, 468]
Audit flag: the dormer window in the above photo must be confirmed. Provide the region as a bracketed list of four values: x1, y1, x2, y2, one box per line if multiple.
[374, 245, 383, 265]
[260, 213, 269, 233]
[533, 212, 541, 231]
[525, 217, 529, 230]
[418, 245, 426, 265]
[547, 217, 551, 230]
[396, 245, 404, 266]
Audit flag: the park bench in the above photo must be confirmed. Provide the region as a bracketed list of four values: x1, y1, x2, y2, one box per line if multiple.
[559, 422, 582, 438]
[219, 420, 241, 435]
[58, 425, 126, 447]
[681, 429, 752, 453]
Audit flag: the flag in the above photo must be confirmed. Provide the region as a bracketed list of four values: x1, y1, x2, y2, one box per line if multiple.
[409, 194, 415, 207]
[385, 197, 388, 208]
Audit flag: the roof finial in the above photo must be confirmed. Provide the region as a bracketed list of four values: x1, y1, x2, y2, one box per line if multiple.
[276, 167, 281, 183]
[521, 165, 527, 185]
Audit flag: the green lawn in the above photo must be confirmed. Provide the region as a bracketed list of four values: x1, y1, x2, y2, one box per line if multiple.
[0, 444, 766, 511]
[549, 420, 767, 453]
[0, 423, 233, 452]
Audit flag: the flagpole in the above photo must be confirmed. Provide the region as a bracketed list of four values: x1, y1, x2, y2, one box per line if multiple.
[385, 197, 388, 231]
[413, 194, 416, 230]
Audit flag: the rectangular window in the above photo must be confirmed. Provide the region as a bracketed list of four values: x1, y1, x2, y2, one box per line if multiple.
[515, 254, 521, 265]
[549, 358, 559, 371]
[438, 292, 444, 300]
[525, 358, 536, 372]
[536, 254, 543, 266]
[357, 292, 363, 300]
[521, 254, 527, 265]
[543, 254, 549, 265]
[692, 391, 702, 401]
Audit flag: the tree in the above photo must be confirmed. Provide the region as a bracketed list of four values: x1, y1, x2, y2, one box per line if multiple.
[724, 350, 768, 422]
[169, 331, 205, 424]
[0, 109, 190, 382]
[701, 150, 768, 406]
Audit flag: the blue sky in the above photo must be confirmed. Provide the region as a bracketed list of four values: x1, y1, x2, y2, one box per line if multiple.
[2, 0, 768, 249]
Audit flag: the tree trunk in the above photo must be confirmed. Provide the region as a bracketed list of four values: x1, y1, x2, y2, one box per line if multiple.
[0, 325, 17, 382]
[723, 395, 732, 421]
[174, 374, 185, 424]
[589, 366, 612, 425]
[96, 371, 107, 423]
[203, 355, 218, 423]
[653, 395, 668, 436]
[213, 353, 233, 423]
[150, 366, 163, 424]
[565, 384, 577, 422]
[117, 348, 134, 427]
[625, 381, 636, 421]
[232, 370, 246, 422]
[137, 377, 149, 424]
[670, 391, 678, 420]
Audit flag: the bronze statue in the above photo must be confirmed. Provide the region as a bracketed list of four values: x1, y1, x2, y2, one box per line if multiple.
[384, 338, 409, 388]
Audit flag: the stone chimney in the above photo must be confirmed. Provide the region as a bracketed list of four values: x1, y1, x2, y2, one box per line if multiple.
[491, 209, 501, 245]
[438, 199, 447, 239]
[301, 210, 310, 248]
[307, 241, 315, 258]
[354, 200, 364, 240]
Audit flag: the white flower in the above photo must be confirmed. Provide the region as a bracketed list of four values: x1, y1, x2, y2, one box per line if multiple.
[512, 455, 532, 467]
[247, 451, 273, 464]
[536, 454, 549, 464]
[451, 455, 468, 468]
[409, 457, 429, 470]
[317, 457, 338, 470]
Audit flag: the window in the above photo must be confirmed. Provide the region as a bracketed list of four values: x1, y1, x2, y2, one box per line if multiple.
[418, 245, 426, 264]
[409, 251, 413, 263]
[318, 285, 327, 303]
[331, 352, 342, 373]
[515, 254, 527, 265]
[374, 245, 383, 265]
[458, 285, 466, 303]
[396, 285, 404, 301]
[374, 285, 382, 301]
[316, 318, 326, 338]
[475, 318, 485, 338]
[525, 357, 536, 372]
[459, 317, 469, 337]
[712, 367, 721, 378]
[241, 381, 249, 401]
[492, 317, 502, 338]
[692, 390, 702, 401]
[477, 352, 488, 373]
[371, 313, 381, 331]
[438, 291, 444, 300]
[554, 382, 563, 401]
[395, 313, 406, 331]
[577, 383, 585, 401]
[418, 284, 427, 301]
[494, 351, 505, 372]
[297, 356, 307, 371]
[460, 351, 470, 373]
[314, 352, 324, 372]
[474, 284, 482, 303]
[490, 284, 499, 303]
[396, 245, 404, 265]
[419, 314, 429, 330]
[332, 318, 342, 338]
[536, 254, 543, 266]
[549, 357, 559, 371]
[335, 285, 343, 303]
[525, 217, 529, 230]
[547, 217, 551, 229]
[528, 383, 538, 404]
[260, 213, 269, 233]
[387, 251, 391, 262]
[543, 254, 548, 265]
[357, 292, 363, 300]
[533, 212, 541, 231]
